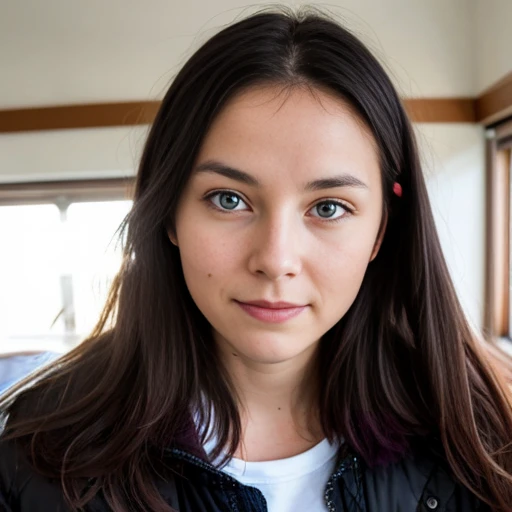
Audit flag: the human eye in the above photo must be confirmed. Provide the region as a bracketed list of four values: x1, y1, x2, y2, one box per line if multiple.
[204, 190, 250, 212]
[308, 200, 353, 222]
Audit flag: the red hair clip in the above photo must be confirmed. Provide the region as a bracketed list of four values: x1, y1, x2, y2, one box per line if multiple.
[393, 182, 402, 197]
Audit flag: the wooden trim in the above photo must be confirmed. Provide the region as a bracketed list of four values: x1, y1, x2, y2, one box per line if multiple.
[0, 102, 160, 133]
[0, 98, 478, 133]
[0, 70, 509, 132]
[484, 136, 497, 338]
[0, 178, 135, 206]
[494, 149, 510, 335]
[495, 118, 512, 142]
[476, 71, 512, 125]
[404, 98, 476, 123]
[484, 134, 511, 339]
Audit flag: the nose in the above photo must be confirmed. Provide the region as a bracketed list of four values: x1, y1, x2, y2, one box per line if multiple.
[247, 212, 303, 280]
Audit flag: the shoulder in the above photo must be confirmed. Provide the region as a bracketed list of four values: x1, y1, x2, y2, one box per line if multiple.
[0, 438, 71, 512]
[0, 352, 60, 394]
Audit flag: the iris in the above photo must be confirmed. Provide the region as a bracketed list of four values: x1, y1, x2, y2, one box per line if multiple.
[219, 193, 240, 210]
[316, 202, 337, 218]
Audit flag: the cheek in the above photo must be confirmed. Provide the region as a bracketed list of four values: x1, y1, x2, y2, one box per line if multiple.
[176, 221, 241, 293]
[313, 235, 375, 303]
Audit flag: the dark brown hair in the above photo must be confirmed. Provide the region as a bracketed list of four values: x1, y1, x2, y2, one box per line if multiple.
[2, 6, 512, 511]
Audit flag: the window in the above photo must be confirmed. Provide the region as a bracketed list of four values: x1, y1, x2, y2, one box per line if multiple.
[0, 204, 63, 341]
[0, 179, 134, 354]
[66, 201, 132, 335]
[484, 120, 512, 340]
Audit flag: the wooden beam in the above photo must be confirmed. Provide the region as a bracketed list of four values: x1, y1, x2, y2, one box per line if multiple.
[405, 98, 476, 123]
[0, 102, 160, 133]
[0, 98, 478, 133]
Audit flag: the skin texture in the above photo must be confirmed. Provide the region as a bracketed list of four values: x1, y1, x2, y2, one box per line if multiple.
[171, 85, 386, 460]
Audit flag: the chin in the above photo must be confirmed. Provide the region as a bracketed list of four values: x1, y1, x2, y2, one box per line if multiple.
[241, 351, 302, 365]
[229, 334, 317, 365]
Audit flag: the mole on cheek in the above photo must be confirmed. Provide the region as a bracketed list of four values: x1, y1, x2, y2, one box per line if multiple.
[207, 273, 212, 278]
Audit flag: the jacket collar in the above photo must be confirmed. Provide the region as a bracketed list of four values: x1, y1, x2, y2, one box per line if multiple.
[171, 416, 457, 511]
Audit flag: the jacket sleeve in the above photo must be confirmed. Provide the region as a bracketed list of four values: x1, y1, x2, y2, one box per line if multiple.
[0, 491, 14, 512]
[0, 438, 72, 512]
[0, 439, 18, 511]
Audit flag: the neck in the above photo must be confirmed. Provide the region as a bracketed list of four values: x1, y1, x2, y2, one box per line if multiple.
[217, 342, 324, 461]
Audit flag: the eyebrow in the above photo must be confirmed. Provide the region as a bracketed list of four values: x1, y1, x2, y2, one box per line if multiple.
[195, 161, 259, 187]
[194, 160, 368, 191]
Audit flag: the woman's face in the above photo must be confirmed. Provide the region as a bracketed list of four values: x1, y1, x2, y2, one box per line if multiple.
[172, 85, 385, 367]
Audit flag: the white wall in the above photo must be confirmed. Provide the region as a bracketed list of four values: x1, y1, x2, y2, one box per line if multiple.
[1, 0, 473, 110]
[416, 124, 486, 329]
[472, 0, 512, 93]
[0, 126, 146, 183]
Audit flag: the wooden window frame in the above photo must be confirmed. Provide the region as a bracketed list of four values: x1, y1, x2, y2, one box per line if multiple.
[484, 119, 512, 340]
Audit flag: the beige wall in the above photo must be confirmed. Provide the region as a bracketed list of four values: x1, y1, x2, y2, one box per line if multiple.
[0, 126, 147, 183]
[1, 0, 474, 110]
[417, 123, 485, 329]
[472, 0, 512, 93]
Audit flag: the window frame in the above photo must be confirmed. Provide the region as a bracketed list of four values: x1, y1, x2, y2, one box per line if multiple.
[484, 119, 512, 341]
[0, 178, 135, 207]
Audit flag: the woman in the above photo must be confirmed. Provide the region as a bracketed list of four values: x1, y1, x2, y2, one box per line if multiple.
[1, 7, 511, 512]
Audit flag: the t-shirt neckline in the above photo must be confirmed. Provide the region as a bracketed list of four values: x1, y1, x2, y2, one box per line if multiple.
[214, 438, 339, 484]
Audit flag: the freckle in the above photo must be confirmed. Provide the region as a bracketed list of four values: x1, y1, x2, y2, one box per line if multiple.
[207, 273, 212, 278]
[278, 407, 281, 410]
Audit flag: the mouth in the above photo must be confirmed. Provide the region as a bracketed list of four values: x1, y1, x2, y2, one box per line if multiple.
[234, 299, 309, 323]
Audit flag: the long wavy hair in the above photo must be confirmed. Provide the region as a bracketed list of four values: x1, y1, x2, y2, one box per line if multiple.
[2, 6, 512, 512]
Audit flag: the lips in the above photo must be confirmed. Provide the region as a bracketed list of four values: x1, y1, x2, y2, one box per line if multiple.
[240, 299, 305, 309]
[234, 299, 308, 323]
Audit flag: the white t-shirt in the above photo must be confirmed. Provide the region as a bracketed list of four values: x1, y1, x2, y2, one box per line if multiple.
[206, 437, 339, 512]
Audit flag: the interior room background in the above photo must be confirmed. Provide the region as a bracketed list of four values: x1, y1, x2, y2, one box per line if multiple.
[1, 0, 511, 356]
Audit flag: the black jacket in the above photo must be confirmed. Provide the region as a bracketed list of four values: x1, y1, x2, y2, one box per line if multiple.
[0, 436, 488, 512]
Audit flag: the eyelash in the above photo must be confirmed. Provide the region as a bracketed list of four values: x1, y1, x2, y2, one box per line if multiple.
[202, 189, 354, 223]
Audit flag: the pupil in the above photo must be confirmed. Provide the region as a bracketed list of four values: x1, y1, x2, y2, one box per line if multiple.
[220, 193, 239, 209]
[318, 203, 336, 217]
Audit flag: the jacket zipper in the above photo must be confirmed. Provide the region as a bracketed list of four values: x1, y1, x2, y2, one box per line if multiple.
[324, 454, 363, 512]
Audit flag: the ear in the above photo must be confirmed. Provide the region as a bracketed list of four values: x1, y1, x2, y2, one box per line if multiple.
[370, 210, 388, 262]
[166, 226, 179, 247]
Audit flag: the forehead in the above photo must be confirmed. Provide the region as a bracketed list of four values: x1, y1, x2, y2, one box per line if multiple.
[195, 85, 381, 189]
